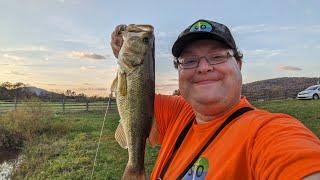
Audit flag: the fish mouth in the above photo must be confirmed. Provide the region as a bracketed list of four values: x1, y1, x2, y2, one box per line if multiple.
[127, 24, 154, 33]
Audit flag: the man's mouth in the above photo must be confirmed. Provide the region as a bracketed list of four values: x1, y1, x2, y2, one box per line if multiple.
[193, 79, 220, 85]
[193, 74, 223, 85]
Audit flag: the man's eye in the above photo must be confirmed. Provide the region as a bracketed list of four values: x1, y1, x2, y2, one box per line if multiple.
[209, 56, 224, 61]
[184, 59, 198, 64]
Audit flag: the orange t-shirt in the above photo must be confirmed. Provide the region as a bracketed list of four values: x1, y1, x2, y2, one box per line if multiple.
[150, 94, 320, 180]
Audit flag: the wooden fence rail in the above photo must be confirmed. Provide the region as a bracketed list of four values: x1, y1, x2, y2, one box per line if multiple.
[0, 100, 118, 113]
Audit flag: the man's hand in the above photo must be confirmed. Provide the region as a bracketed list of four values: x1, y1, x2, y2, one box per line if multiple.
[110, 24, 126, 58]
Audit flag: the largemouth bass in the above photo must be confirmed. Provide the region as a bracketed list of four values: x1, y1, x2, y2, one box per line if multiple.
[111, 24, 155, 180]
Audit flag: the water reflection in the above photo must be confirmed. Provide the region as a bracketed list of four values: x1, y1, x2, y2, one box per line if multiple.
[0, 150, 21, 180]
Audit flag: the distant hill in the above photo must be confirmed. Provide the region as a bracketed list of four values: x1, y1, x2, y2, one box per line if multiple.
[23, 86, 51, 96]
[242, 77, 320, 101]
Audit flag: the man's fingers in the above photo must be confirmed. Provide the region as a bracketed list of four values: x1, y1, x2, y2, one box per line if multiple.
[112, 24, 126, 37]
[110, 34, 122, 58]
[111, 41, 121, 58]
[115, 24, 127, 34]
[110, 24, 126, 58]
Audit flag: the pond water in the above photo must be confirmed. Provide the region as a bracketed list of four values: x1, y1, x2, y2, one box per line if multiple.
[0, 150, 21, 180]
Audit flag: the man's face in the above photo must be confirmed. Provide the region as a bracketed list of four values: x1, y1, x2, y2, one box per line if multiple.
[178, 39, 242, 115]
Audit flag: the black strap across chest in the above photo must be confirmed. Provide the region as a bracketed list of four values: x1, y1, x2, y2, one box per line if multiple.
[158, 107, 254, 179]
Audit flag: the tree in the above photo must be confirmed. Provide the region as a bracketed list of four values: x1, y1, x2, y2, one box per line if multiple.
[0, 82, 26, 100]
[75, 93, 87, 102]
[12, 82, 26, 99]
[0, 86, 10, 100]
[1, 82, 13, 89]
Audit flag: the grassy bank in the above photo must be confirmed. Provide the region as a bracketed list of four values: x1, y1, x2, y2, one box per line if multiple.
[11, 111, 158, 179]
[4, 99, 320, 179]
[0, 100, 68, 151]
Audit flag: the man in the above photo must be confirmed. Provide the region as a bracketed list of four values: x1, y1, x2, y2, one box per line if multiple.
[111, 19, 320, 179]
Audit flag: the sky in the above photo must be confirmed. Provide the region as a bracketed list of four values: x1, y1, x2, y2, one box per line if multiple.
[0, 0, 319, 96]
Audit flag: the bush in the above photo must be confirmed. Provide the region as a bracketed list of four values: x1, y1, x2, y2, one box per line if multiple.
[0, 98, 69, 150]
[0, 126, 24, 150]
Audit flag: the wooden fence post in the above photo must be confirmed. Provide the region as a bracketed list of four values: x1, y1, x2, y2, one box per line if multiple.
[14, 97, 17, 110]
[86, 101, 89, 112]
[62, 98, 65, 113]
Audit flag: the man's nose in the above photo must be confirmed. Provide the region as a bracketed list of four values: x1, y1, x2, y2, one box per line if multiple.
[197, 57, 213, 73]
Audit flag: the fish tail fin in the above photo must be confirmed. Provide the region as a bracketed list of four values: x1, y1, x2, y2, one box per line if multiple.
[122, 166, 146, 180]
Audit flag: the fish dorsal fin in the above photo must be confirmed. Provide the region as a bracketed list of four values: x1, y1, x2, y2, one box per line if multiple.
[111, 75, 118, 94]
[115, 121, 128, 149]
[119, 72, 127, 96]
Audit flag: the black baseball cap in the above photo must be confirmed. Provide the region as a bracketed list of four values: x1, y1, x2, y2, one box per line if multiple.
[172, 19, 237, 57]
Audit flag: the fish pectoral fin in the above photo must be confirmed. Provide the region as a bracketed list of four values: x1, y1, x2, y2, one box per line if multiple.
[115, 121, 128, 149]
[111, 75, 118, 93]
[119, 72, 127, 96]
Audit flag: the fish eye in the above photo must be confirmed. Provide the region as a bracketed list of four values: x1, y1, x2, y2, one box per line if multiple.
[142, 37, 149, 44]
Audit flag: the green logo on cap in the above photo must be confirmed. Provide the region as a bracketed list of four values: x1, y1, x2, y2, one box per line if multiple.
[190, 21, 213, 32]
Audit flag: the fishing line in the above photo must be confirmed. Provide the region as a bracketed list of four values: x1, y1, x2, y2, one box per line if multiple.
[90, 93, 113, 180]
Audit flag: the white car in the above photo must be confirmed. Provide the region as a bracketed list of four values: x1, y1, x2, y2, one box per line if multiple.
[297, 85, 320, 100]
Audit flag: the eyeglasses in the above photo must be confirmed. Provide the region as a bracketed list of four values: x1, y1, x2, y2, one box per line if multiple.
[177, 51, 234, 69]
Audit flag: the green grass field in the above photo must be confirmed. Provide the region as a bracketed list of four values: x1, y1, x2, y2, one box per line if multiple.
[10, 99, 320, 179]
[252, 99, 320, 137]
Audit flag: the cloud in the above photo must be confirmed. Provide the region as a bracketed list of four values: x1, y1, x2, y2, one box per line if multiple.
[76, 87, 108, 91]
[232, 24, 271, 34]
[231, 24, 320, 34]
[155, 83, 178, 95]
[4, 70, 28, 76]
[50, 16, 106, 50]
[244, 49, 285, 59]
[278, 65, 303, 71]
[304, 8, 313, 16]
[80, 66, 97, 71]
[157, 52, 173, 59]
[35, 83, 57, 86]
[63, 39, 86, 43]
[60, 37, 106, 50]
[2, 54, 24, 61]
[168, 78, 178, 82]
[0, 46, 49, 52]
[155, 83, 178, 89]
[69, 51, 106, 60]
[156, 31, 178, 38]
